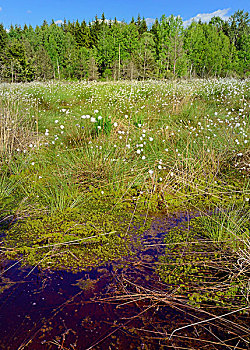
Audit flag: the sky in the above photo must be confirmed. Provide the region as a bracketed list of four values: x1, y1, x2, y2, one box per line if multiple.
[0, 0, 249, 29]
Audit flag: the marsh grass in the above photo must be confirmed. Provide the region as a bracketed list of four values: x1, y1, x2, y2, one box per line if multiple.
[0, 79, 249, 268]
[0, 93, 39, 162]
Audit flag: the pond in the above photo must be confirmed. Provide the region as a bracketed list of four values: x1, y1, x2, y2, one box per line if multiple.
[0, 212, 249, 349]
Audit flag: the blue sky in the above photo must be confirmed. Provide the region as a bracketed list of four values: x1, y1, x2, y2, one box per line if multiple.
[0, 0, 249, 28]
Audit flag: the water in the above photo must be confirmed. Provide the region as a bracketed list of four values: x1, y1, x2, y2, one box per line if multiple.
[0, 212, 248, 349]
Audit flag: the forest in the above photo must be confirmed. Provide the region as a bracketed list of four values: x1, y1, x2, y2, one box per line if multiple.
[0, 10, 249, 82]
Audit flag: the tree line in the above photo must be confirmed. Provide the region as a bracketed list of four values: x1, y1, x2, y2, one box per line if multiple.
[0, 10, 249, 82]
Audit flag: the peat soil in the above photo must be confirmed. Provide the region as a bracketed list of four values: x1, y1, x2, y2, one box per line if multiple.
[0, 212, 249, 350]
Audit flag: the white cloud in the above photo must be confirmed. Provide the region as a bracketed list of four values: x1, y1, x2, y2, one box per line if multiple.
[145, 18, 156, 27]
[55, 19, 63, 25]
[183, 8, 230, 27]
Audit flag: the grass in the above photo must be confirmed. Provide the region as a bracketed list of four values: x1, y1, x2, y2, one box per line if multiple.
[0, 78, 249, 281]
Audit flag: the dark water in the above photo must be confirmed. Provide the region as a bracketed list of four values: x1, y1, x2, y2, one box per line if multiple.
[0, 212, 249, 349]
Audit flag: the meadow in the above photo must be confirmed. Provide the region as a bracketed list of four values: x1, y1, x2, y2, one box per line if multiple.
[0, 78, 249, 323]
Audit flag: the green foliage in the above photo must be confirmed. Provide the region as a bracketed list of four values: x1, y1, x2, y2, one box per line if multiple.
[0, 10, 249, 81]
[4, 196, 150, 270]
[157, 216, 249, 308]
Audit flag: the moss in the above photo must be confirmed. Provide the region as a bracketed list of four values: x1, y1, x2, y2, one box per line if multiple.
[157, 217, 249, 309]
[4, 193, 150, 271]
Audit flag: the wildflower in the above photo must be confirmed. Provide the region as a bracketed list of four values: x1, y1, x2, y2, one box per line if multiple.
[149, 170, 153, 175]
[60, 125, 64, 129]
[136, 149, 141, 154]
[90, 117, 96, 123]
[149, 137, 153, 141]
[158, 165, 162, 169]
[55, 120, 59, 123]
[98, 116, 102, 120]
[142, 155, 146, 160]
[113, 122, 118, 127]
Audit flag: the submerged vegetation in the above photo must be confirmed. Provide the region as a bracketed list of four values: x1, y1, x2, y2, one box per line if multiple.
[0, 78, 249, 346]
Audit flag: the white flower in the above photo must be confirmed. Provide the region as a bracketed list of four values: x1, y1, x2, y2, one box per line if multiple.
[170, 172, 174, 177]
[165, 148, 168, 152]
[97, 126, 101, 129]
[158, 165, 162, 169]
[55, 120, 59, 123]
[136, 149, 141, 154]
[90, 117, 96, 123]
[94, 109, 99, 113]
[142, 155, 146, 160]
[149, 137, 153, 141]
[114, 122, 118, 127]
[60, 125, 64, 129]
[31, 162, 35, 165]
[98, 116, 102, 120]
[126, 144, 130, 148]
[149, 169, 154, 175]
